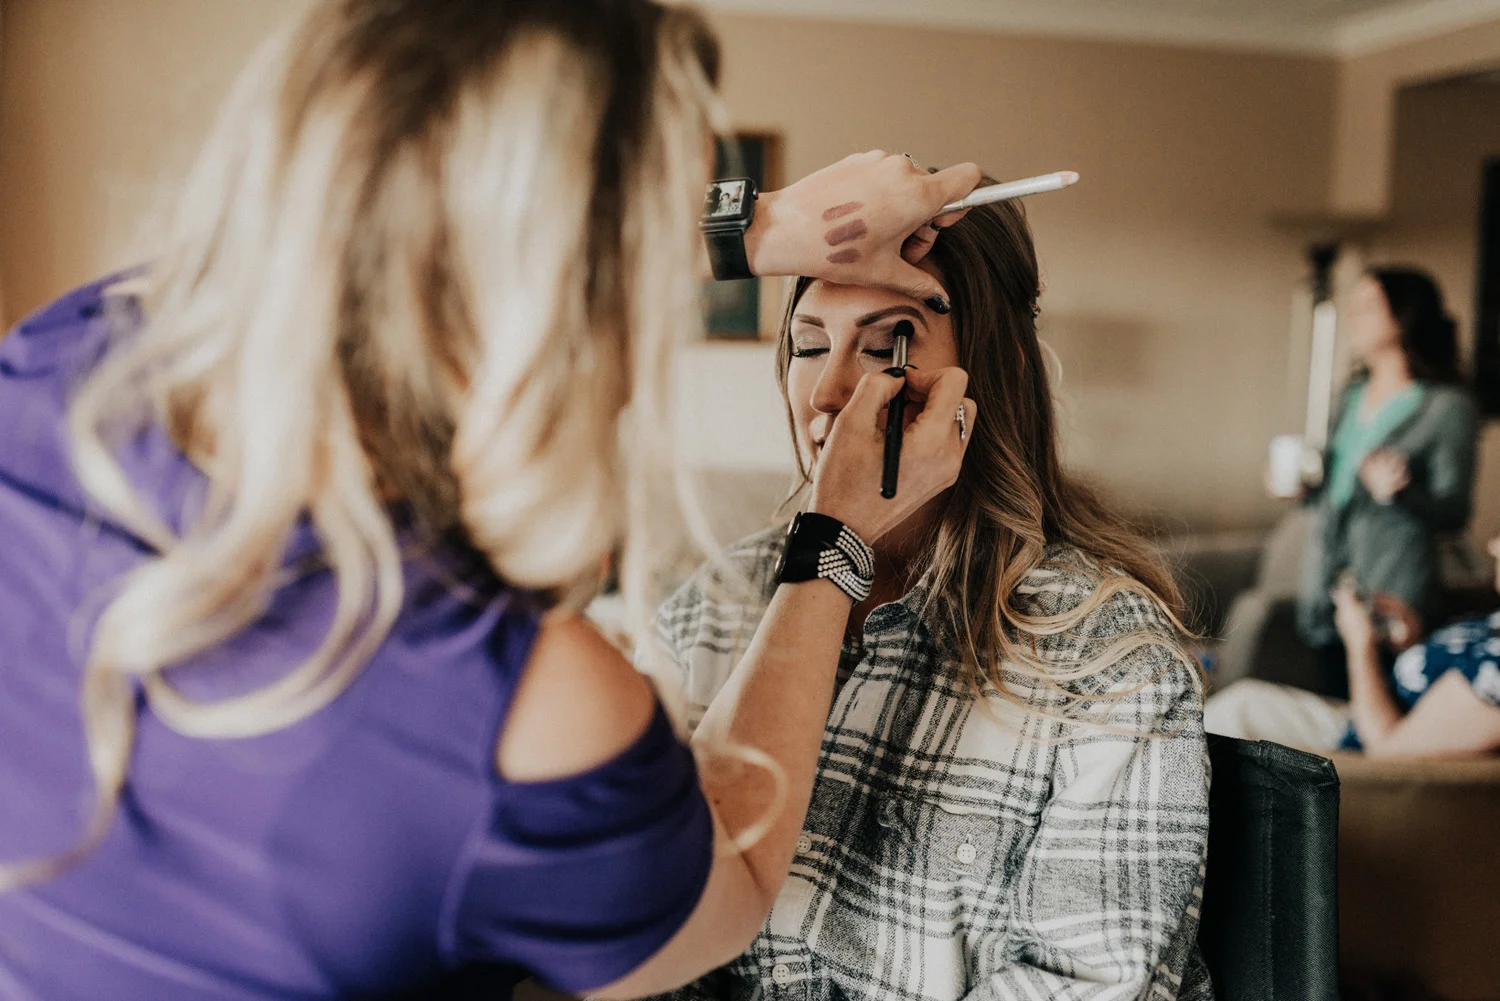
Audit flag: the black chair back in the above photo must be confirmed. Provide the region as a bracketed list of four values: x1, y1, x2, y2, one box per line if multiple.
[1199, 735, 1341, 1001]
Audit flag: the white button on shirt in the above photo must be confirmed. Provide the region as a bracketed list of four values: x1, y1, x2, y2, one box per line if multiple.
[772, 963, 793, 986]
[796, 834, 813, 855]
[956, 842, 977, 865]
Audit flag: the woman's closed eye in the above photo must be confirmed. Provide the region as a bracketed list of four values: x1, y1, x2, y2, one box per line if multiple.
[790, 346, 894, 361]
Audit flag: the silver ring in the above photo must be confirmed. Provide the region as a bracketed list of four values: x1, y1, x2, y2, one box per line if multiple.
[901, 152, 921, 171]
[956, 404, 967, 441]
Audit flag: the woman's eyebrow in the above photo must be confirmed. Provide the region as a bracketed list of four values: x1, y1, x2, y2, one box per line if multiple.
[791, 313, 824, 328]
[854, 305, 926, 329]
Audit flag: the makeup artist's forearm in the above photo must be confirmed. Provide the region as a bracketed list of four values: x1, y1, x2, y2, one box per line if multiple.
[692, 577, 849, 897]
[742, 188, 784, 277]
[1346, 639, 1401, 745]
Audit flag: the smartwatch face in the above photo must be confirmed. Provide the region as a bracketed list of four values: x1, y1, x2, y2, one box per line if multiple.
[704, 179, 750, 221]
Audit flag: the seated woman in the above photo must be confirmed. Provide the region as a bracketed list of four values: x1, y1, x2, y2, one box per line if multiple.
[646, 189, 1212, 1001]
[1208, 538, 1500, 758]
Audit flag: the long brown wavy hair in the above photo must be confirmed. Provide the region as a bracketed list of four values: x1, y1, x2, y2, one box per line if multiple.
[775, 188, 1191, 703]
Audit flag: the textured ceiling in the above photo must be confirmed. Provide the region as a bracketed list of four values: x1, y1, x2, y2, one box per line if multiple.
[696, 0, 1500, 54]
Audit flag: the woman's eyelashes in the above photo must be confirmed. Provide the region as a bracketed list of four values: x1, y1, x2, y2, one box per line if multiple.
[790, 345, 894, 361]
[792, 342, 894, 361]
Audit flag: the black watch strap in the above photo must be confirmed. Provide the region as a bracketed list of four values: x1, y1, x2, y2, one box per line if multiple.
[703, 227, 753, 282]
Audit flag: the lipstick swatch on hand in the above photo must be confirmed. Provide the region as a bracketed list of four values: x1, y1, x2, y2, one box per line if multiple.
[824, 220, 868, 246]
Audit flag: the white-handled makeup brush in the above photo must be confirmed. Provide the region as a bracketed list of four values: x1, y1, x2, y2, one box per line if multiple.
[939, 170, 1079, 213]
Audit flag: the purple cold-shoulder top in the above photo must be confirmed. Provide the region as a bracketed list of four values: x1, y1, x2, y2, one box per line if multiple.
[0, 275, 713, 1001]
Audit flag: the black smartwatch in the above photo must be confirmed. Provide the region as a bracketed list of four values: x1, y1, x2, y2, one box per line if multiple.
[773, 512, 875, 602]
[700, 178, 757, 281]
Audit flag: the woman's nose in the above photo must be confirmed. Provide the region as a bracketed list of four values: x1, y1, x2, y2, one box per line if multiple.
[809, 351, 861, 416]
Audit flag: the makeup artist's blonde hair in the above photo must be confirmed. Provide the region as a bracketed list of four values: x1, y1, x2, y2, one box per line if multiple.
[2, 0, 723, 889]
[777, 192, 1198, 721]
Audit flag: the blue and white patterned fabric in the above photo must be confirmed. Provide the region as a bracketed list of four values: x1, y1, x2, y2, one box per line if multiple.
[1339, 611, 1500, 749]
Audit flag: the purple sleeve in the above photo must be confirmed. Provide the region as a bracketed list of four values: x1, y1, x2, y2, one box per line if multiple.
[0, 271, 142, 512]
[445, 702, 714, 993]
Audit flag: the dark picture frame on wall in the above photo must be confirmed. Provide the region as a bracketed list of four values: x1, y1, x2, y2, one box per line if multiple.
[1475, 158, 1500, 415]
[703, 132, 782, 340]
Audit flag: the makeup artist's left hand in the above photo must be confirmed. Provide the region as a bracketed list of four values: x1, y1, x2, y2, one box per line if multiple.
[745, 151, 980, 312]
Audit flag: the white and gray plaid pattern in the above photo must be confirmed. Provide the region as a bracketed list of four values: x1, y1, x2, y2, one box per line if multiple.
[648, 527, 1213, 1001]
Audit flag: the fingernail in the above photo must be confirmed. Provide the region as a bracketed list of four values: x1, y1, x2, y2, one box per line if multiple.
[925, 295, 951, 314]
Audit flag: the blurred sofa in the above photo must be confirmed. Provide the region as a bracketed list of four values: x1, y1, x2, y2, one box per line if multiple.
[1202, 509, 1500, 1000]
[1207, 508, 1322, 692]
[1208, 508, 1497, 692]
[1332, 753, 1500, 1001]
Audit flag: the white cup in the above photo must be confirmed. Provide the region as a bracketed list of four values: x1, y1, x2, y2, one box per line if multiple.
[1268, 435, 1305, 498]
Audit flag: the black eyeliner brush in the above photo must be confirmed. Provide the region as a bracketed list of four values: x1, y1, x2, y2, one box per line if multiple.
[880, 320, 914, 499]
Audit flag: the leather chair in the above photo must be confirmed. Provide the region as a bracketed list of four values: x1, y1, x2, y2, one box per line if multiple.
[1199, 735, 1341, 1001]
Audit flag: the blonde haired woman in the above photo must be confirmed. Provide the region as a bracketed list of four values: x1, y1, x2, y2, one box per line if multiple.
[0, 2, 981, 998]
[648, 191, 1212, 1001]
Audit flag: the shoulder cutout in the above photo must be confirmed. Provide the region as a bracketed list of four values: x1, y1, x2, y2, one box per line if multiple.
[495, 611, 657, 783]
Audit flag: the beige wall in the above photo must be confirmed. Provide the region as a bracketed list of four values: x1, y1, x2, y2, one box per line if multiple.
[0, 1, 1342, 532]
[1331, 16, 1500, 213]
[712, 15, 1338, 531]
[1371, 80, 1500, 548]
[0, 0, 303, 324]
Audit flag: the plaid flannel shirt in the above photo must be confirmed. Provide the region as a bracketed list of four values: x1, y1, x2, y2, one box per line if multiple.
[647, 527, 1213, 1001]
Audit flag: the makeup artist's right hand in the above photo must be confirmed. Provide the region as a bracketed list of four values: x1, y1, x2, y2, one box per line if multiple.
[745, 152, 981, 312]
[808, 365, 976, 543]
